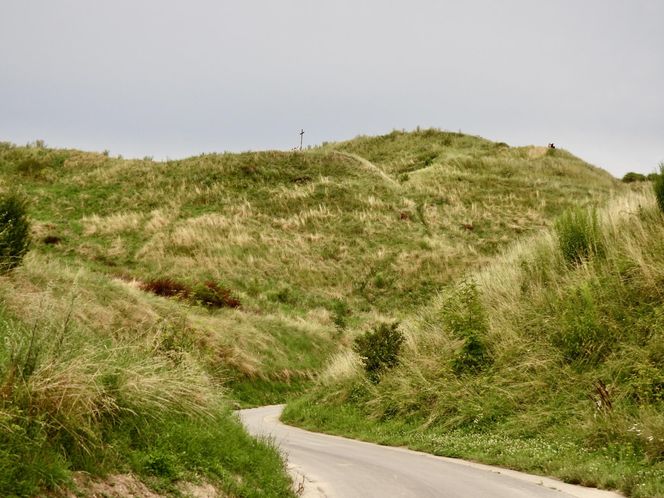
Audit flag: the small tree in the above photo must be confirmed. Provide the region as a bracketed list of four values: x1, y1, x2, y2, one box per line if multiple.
[0, 193, 30, 272]
[653, 163, 664, 214]
[442, 281, 491, 375]
[353, 322, 404, 383]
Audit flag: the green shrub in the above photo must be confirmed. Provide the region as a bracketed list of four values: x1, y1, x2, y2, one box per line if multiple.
[622, 172, 647, 183]
[16, 157, 47, 176]
[0, 193, 30, 273]
[330, 298, 351, 331]
[554, 207, 603, 265]
[652, 164, 664, 213]
[441, 281, 491, 374]
[353, 322, 404, 383]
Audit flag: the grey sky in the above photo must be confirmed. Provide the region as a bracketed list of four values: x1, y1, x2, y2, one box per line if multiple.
[1, 0, 662, 177]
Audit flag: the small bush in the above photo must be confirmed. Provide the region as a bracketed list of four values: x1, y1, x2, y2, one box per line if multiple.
[16, 157, 47, 176]
[622, 172, 646, 183]
[0, 193, 30, 273]
[441, 281, 491, 374]
[353, 322, 404, 383]
[141, 278, 190, 298]
[330, 298, 351, 331]
[192, 281, 240, 309]
[142, 451, 180, 479]
[652, 164, 664, 214]
[554, 207, 603, 265]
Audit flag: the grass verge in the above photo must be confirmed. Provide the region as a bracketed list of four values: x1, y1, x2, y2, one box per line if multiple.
[283, 397, 663, 498]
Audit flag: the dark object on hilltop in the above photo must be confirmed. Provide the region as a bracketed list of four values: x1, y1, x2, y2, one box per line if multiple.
[548, 143, 556, 149]
[353, 322, 404, 383]
[0, 193, 30, 273]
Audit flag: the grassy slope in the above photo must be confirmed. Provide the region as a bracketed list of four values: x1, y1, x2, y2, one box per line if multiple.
[0, 130, 623, 495]
[284, 186, 664, 498]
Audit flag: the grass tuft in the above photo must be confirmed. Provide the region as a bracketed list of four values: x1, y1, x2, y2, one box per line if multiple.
[555, 206, 603, 265]
[652, 163, 664, 213]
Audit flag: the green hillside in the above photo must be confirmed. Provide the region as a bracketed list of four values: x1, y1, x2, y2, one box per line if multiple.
[0, 129, 624, 496]
[284, 186, 664, 498]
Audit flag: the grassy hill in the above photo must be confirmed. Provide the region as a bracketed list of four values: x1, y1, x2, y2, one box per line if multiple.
[0, 129, 624, 496]
[284, 185, 664, 497]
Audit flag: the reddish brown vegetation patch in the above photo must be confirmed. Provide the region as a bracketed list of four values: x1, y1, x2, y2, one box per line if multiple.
[193, 281, 241, 309]
[42, 235, 62, 245]
[139, 277, 240, 309]
[141, 278, 191, 298]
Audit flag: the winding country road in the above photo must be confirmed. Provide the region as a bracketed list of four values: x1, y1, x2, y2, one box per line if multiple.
[239, 405, 622, 498]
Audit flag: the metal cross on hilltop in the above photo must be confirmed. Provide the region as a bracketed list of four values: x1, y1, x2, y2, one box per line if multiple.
[299, 129, 304, 151]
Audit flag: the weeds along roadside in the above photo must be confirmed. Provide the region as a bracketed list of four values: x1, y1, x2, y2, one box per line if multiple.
[0, 259, 295, 497]
[284, 185, 664, 498]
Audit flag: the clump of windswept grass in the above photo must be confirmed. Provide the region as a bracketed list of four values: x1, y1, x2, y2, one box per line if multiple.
[0, 306, 211, 494]
[0, 192, 30, 273]
[652, 163, 664, 213]
[554, 206, 603, 265]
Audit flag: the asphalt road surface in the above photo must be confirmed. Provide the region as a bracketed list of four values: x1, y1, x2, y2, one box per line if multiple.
[239, 405, 622, 498]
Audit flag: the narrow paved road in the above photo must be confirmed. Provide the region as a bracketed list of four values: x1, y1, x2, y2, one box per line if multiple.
[239, 405, 622, 498]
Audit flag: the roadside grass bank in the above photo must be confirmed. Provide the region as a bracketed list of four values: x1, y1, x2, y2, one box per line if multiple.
[0, 258, 295, 497]
[284, 186, 664, 498]
[0, 314, 296, 497]
[283, 398, 662, 498]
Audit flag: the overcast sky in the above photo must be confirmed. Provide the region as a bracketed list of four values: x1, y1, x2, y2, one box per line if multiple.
[1, 1, 662, 177]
